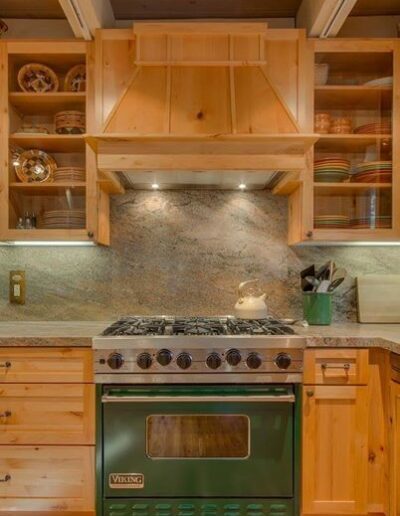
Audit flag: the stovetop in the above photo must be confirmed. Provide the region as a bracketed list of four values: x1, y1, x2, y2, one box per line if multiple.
[94, 316, 304, 384]
[101, 316, 297, 337]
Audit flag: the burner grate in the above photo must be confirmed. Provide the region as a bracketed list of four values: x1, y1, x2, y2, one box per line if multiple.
[102, 316, 167, 336]
[226, 318, 296, 336]
[172, 317, 227, 336]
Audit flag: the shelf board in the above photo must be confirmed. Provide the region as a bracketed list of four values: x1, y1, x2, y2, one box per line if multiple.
[10, 133, 86, 153]
[314, 86, 392, 110]
[9, 182, 86, 195]
[4, 229, 90, 241]
[314, 182, 392, 195]
[9, 92, 86, 115]
[315, 134, 392, 153]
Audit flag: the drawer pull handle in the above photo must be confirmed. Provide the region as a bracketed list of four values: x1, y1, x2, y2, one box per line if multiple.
[0, 362, 11, 369]
[0, 475, 11, 483]
[321, 363, 350, 371]
[0, 411, 11, 421]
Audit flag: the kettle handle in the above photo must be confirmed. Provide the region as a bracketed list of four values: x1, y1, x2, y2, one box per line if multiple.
[238, 279, 260, 298]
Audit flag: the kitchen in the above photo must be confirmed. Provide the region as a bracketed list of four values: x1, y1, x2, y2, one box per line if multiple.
[1, 0, 400, 515]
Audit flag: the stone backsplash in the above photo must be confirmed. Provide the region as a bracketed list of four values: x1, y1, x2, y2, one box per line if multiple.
[1, 190, 400, 321]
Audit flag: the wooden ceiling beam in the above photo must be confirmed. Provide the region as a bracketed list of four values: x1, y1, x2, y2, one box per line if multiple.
[58, 0, 115, 40]
[296, 0, 358, 37]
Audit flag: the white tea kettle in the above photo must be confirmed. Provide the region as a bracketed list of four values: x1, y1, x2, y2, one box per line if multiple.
[234, 279, 268, 319]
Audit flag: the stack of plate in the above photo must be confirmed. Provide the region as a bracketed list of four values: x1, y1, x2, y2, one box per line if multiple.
[354, 122, 391, 134]
[41, 209, 85, 229]
[314, 157, 351, 183]
[54, 167, 85, 182]
[314, 215, 351, 229]
[351, 161, 392, 183]
[352, 216, 392, 229]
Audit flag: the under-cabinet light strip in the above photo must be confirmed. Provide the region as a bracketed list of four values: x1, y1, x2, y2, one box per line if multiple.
[0, 241, 96, 247]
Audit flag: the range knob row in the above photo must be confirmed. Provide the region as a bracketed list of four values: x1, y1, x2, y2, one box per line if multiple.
[107, 350, 292, 370]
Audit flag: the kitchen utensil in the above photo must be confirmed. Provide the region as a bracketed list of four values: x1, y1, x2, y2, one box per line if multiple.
[327, 277, 345, 292]
[357, 275, 400, 323]
[18, 63, 59, 92]
[317, 279, 331, 293]
[301, 264, 315, 292]
[332, 267, 347, 281]
[234, 279, 268, 319]
[305, 276, 320, 291]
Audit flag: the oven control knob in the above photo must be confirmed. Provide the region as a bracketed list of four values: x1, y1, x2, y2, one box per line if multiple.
[157, 349, 173, 366]
[177, 353, 192, 370]
[275, 353, 292, 370]
[107, 353, 124, 370]
[226, 349, 241, 366]
[137, 352, 153, 370]
[246, 352, 262, 370]
[206, 353, 222, 370]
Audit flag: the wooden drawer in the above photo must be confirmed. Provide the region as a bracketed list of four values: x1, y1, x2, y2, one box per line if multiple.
[0, 384, 94, 445]
[304, 348, 369, 385]
[0, 445, 94, 512]
[0, 348, 93, 383]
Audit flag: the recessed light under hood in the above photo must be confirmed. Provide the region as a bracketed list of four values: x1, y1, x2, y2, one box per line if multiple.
[87, 22, 318, 191]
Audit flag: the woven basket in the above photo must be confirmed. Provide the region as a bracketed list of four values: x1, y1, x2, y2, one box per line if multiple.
[18, 63, 59, 92]
[54, 110, 85, 134]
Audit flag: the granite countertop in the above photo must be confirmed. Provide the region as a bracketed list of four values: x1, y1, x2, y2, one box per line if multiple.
[0, 321, 110, 347]
[0, 321, 400, 354]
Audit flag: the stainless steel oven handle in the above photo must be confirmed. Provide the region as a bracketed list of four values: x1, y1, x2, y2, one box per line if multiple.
[102, 394, 295, 403]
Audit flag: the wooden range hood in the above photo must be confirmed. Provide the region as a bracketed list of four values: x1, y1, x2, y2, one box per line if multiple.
[87, 22, 317, 190]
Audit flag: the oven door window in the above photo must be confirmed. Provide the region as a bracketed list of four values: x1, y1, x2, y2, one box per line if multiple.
[146, 414, 249, 459]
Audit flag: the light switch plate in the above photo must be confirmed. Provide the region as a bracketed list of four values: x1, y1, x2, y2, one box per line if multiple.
[9, 270, 25, 305]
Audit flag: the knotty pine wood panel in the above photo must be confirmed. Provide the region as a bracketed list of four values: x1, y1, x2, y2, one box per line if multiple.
[0, 446, 95, 512]
[304, 348, 369, 385]
[0, 348, 93, 384]
[0, 383, 94, 445]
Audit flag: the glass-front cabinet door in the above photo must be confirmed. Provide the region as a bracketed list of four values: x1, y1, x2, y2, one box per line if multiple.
[303, 39, 400, 244]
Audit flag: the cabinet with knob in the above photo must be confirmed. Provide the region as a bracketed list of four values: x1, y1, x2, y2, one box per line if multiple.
[0, 346, 95, 513]
[302, 348, 369, 515]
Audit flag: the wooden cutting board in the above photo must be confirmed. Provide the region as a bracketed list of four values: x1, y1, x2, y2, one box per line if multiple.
[357, 274, 400, 323]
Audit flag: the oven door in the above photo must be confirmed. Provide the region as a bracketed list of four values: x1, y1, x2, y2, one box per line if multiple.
[102, 385, 294, 498]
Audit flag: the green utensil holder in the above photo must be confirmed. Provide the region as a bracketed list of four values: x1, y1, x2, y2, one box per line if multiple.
[302, 292, 332, 325]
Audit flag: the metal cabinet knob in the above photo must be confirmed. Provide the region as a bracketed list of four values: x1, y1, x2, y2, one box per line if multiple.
[0, 362, 11, 369]
[0, 474, 11, 483]
[306, 231, 313, 238]
[306, 390, 314, 397]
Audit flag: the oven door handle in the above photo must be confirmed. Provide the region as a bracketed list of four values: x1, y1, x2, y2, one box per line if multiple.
[101, 394, 295, 403]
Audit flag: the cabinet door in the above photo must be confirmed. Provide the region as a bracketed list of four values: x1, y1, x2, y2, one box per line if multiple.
[302, 385, 368, 515]
[0, 348, 93, 383]
[0, 445, 94, 512]
[0, 384, 95, 445]
[391, 380, 400, 516]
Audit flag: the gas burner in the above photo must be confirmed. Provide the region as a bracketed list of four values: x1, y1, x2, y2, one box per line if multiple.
[102, 316, 167, 336]
[172, 317, 227, 336]
[226, 318, 296, 336]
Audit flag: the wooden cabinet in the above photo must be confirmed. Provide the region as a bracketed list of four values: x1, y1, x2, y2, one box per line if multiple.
[0, 347, 93, 383]
[390, 379, 400, 515]
[0, 383, 94, 445]
[0, 347, 95, 514]
[302, 385, 368, 514]
[0, 40, 111, 245]
[0, 446, 94, 511]
[304, 348, 369, 385]
[289, 38, 400, 245]
[302, 348, 369, 515]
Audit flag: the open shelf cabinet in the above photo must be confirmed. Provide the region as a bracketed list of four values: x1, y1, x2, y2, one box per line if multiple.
[0, 40, 109, 244]
[289, 38, 400, 245]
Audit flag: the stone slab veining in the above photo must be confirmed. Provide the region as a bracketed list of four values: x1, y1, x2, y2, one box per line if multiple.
[0, 321, 400, 354]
